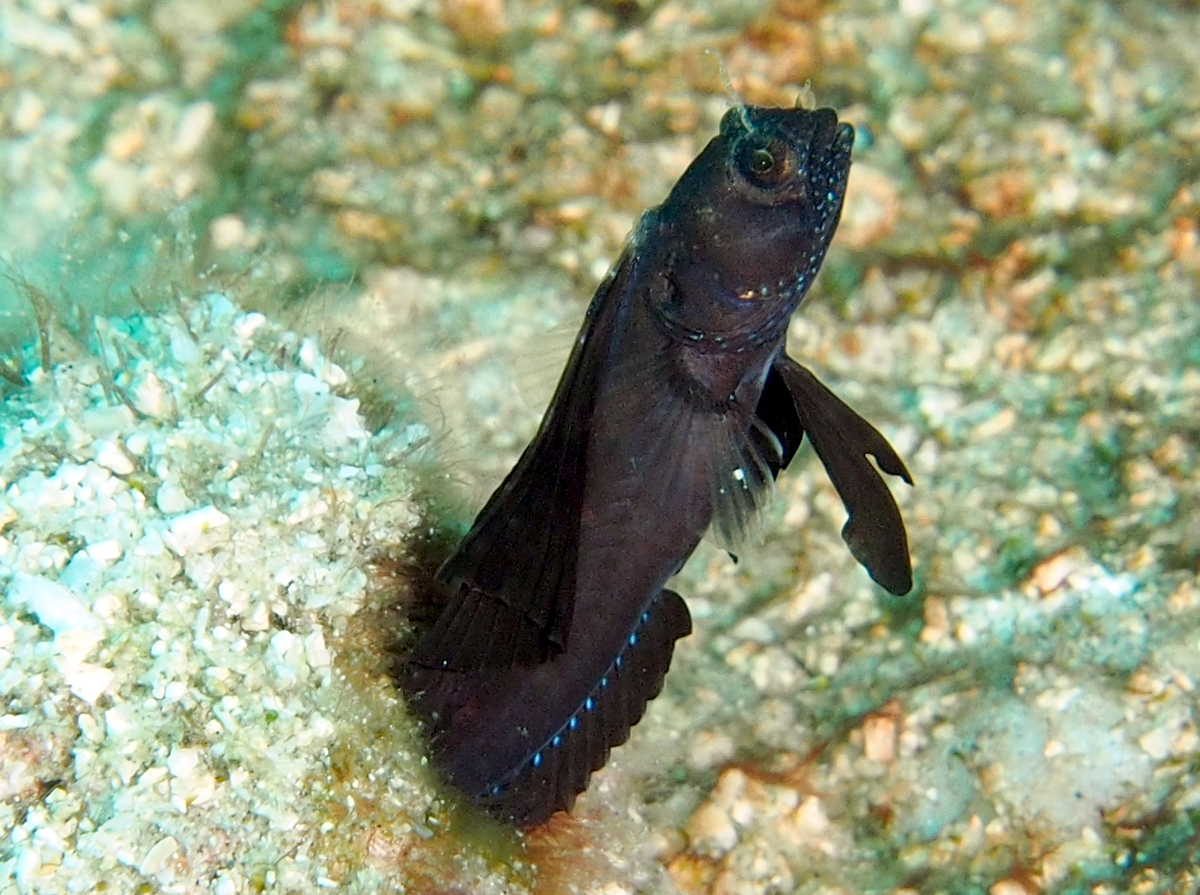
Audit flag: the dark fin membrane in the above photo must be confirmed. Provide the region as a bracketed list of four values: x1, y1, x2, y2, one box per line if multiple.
[431, 406, 587, 665]
[410, 583, 556, 670]
[478, 588, 693, 828]
[755, 361, 806, 475]
[771, 356, 914, 596]
[427, 245, 641, 667]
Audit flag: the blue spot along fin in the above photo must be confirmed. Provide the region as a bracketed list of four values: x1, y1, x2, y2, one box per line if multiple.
[477, 586, 692, 827]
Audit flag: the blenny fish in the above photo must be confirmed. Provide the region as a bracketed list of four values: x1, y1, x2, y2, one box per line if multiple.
[402, 103, 912, 827]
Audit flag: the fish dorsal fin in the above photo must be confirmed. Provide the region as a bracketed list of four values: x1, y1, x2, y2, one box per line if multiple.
[514, 321, 577, 416]
[423, 243, 643, 669]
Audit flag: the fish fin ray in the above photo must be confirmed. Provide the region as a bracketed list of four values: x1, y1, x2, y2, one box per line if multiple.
[593, 337, 783, 552]
[707, 414, 780, 551]
[411, 584, 553, 671]
[514, 321, 580, 415]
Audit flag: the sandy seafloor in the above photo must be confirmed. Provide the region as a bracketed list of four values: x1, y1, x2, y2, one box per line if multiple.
[1, 0, 1199, 893]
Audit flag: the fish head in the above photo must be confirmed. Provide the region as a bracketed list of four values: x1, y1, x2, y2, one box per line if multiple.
[654, 105, 854, 343]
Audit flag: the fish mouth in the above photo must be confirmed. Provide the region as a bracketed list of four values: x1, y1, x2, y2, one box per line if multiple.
[806, 111, 853, 172]
[832, 121, 854, 156]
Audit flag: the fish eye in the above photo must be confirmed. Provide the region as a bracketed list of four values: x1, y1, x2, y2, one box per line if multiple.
[735, 137, 795, 189]
[749, 148, 775, 174]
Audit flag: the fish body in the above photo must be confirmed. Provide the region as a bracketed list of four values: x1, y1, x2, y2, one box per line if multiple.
[402, 105, 912, 826]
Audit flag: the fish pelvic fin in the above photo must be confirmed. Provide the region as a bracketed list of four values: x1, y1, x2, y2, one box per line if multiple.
[765, 356, 913, 596]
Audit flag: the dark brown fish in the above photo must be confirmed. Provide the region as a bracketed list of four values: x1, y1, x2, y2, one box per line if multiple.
[402, 103, 912, 827]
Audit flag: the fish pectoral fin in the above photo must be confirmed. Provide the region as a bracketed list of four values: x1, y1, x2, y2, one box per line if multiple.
[478, 587, 693, 827]
[410, 584, 558, 671]
[704, 412, 782, 551]
[773, 356, 914, 596]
